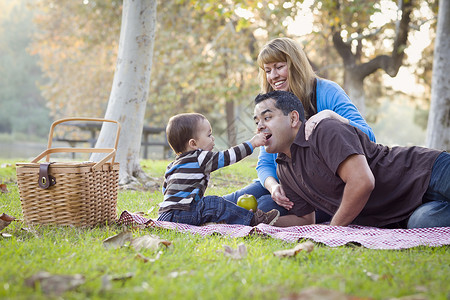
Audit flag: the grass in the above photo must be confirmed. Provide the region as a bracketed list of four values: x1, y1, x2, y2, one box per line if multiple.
[1, 159, 449, 300]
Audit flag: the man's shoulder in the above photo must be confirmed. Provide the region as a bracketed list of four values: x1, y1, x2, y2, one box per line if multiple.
[318, 118, 348, 131]
[313, 119, 359, 146]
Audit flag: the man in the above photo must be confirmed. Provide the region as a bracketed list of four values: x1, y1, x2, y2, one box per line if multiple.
[253, 90, 450, 228]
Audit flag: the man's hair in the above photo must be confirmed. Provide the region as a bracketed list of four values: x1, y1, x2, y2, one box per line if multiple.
[257, 37, 316, 118]
[166, 113, 206, 154]
[254, 90, 306, 122]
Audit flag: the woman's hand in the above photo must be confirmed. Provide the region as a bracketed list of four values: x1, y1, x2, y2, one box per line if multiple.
[305, 110, 349, 140]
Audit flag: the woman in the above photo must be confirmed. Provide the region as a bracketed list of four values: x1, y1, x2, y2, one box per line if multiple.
[223, 37, 376, 223]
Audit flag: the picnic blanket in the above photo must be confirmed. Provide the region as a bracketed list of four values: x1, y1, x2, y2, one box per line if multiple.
[117, 210, 450, 250]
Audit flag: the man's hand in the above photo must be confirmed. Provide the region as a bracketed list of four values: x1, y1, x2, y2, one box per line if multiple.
[269, 183, 294, 210]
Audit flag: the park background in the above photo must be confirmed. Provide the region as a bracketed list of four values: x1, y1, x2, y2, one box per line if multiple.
[1, 1, 449, 299]
[0, 0, 444, 161]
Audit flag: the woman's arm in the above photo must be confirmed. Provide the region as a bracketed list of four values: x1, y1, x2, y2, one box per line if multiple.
[256, 146, 278, 184]
[311, 79, 376, 142]
[256, 147, 293, 208]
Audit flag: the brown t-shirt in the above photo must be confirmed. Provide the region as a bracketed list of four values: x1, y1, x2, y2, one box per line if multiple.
[276, 119, 442, 227]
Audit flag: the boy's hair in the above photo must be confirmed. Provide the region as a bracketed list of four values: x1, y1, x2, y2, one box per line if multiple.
[257, 37, 316, 118]
[254, 91, 306, 122]
[166, 113, 206, 154]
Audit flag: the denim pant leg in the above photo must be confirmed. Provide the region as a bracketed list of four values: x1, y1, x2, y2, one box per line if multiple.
[157, 197, 254, 226]
[407, 152, 450, 228]
[199, 196, 253, 225]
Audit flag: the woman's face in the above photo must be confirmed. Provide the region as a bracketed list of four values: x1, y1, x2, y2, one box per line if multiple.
[263, 62, 289, 91]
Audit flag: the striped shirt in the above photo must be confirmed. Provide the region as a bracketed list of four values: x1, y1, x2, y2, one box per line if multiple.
[158, 142, 254, 213]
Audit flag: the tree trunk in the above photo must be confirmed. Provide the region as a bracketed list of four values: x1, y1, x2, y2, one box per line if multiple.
[332, 0, 413, 118]
[426, 0, 450, 151]
[343, 72, 366, 116]
[91, 0, 157, 186]
[225, 100, 236, 147]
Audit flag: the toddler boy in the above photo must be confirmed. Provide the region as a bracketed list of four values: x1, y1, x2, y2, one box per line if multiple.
[157, 113, 280, 226]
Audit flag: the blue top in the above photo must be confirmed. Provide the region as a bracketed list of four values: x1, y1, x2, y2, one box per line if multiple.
[256, 78, 376, 185]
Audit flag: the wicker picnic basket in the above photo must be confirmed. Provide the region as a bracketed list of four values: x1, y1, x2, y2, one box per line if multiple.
[16, 118, 121, 227]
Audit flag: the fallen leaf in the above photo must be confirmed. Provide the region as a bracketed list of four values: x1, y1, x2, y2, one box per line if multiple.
[101, 275, 112, 291]
[131, 235, 172, 251]
[0, 184, 8, 193]
[0, 213, 15, 231]
[103, 231, 133, 249]
[273, 241, 314, 257]
[25, 271, 85, 296]
[221, 243, 247, 260]
[168, 270, 188, 278]
[282, 287, 371, 300]
[363, 270, 380, 281]
[136, 250, 162, 263]
[110, 272, 134, 281]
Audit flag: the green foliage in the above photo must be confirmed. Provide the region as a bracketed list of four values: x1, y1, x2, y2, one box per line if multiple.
[0, 159, 449, 299]
[30, 0, 122, 119]
[23, 0, 438, 147]
[0, 0, 51, 137]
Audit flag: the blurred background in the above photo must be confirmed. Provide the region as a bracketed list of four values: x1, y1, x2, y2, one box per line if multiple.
[0, 0, 438, 159]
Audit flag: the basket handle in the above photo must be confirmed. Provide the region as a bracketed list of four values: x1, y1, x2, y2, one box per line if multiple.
[31, 148, 117, 171]
[32, 118, 121, 169]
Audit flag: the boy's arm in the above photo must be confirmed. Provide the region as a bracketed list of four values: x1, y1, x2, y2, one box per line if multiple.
[200, 133, 266, 173]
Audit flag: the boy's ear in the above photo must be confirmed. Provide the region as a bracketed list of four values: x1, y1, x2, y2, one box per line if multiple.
[289, 111, 301, 127]
[188, 138, 197, 149]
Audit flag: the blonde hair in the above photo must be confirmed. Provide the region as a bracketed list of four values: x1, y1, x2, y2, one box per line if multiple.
[257, 37, 316, 118]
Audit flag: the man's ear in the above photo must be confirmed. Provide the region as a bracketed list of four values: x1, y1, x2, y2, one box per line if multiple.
[289, 111, 301, 127]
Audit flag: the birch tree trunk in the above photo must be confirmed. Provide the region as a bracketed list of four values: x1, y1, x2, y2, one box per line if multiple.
[426, 0, 450, 151]
[91, 0, 157, 185]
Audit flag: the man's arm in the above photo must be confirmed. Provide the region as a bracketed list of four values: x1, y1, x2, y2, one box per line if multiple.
[330, 154, 375, 226]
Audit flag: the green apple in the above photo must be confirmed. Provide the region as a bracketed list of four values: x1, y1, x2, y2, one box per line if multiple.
[237, 194, 257, 211]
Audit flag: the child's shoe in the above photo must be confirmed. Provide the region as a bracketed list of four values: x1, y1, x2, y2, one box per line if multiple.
[250, 209, 280, 226]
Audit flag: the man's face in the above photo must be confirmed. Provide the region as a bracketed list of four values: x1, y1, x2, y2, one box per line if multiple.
[254, 98, 293, 155]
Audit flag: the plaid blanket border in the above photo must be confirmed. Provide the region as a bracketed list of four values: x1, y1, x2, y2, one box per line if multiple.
[117, 210, 450, 250]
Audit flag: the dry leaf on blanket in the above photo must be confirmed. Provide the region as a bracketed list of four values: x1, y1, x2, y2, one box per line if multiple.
[0, 213, 15, 231]
[25, 271, 85, 296]
[103, 231, 133, 249]
[273, 241, 314, 257]
[281, 286, 371, 300]
[131, 235, 172, 251]
[221, 243, 247, 259]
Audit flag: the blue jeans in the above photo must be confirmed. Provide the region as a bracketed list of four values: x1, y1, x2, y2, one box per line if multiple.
[407, 152, 450, 228]
[157, 195, 253, 226]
